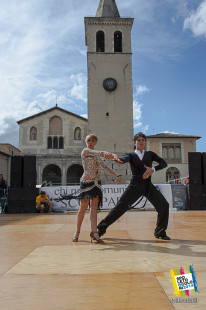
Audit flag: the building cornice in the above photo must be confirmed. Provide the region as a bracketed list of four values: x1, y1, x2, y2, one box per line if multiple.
[85, 17, 134, 27]
[147, 133, 201, 140]
[0, 144, 21, 152]
[17, 106, 88, 124]
[0, 150, 11, 157]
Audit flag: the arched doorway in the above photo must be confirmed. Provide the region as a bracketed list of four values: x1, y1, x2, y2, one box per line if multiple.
[166, 167, 180, 184]
[67, 164, 83, 185]
[42, 164, 61, 185]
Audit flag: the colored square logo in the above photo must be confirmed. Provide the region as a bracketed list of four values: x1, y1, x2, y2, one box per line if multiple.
[170, 265, 199, 298]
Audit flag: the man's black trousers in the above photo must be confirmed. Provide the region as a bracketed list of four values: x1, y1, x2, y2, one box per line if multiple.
[98, 181, 169, 235]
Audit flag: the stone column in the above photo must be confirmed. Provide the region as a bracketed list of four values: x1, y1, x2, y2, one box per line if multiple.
[37, 162, 42, 185]
[62, 160, 67, 186]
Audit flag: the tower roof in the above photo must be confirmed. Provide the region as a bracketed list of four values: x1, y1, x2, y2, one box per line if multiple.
[96, 0, 120, 18]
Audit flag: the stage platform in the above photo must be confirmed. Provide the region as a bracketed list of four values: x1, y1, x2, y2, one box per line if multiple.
[0, 210, 205, 309]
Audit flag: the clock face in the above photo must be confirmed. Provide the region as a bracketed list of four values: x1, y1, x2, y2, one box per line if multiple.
[103, 78, 117, 92]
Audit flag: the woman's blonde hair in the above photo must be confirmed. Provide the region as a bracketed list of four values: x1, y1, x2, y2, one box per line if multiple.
[85, 134, 98, 142]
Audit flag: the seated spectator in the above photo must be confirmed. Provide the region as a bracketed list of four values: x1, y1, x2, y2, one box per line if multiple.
[0, 174, 7, 198]
[36, 190, 52, 213]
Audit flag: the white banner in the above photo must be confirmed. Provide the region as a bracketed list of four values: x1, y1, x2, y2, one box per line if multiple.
[39, 184, 174, 212]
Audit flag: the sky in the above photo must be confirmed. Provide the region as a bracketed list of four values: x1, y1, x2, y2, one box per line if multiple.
[0, 0, 206, 151]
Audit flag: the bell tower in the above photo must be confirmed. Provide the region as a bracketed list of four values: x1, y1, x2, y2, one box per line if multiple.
[85, 0, 134, 153]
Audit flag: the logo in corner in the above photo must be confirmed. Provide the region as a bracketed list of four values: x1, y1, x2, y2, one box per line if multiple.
[170, 265, 200, 297]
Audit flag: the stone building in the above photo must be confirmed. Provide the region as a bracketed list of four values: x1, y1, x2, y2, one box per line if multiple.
[0, 144, 21, 185]
[17, 106, 88, 186]
[146, 133, 201, 184]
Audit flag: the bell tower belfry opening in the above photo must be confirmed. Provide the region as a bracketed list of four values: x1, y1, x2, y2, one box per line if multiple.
[85, 0, 134, 153]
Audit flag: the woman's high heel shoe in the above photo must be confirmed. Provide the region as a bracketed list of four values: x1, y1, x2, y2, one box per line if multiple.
[72, 232, 80, 242]
[90, 232, 104, 244]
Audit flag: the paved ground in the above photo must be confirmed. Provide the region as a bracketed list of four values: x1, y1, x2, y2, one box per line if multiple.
[0, 210, 205, 309]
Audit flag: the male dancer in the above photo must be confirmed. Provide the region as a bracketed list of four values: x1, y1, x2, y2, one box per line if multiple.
[97, 132, 170, 240]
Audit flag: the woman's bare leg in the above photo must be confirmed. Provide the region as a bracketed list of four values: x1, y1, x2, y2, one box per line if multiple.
[73, 198, 89, 240]
[90, 196, 103, 242]
[90, 196, 99, 232]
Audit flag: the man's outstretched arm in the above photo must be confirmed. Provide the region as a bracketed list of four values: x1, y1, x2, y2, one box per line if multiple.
[114, 153, 131, 164]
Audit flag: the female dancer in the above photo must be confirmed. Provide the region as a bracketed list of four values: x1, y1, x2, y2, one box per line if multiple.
[72, 134, 121, 243]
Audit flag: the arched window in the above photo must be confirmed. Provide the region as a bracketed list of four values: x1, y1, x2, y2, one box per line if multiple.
[49, 116, 63, 135]
[74, 127, 81, 140]
[53, 137, 58, 149]
[59, 137, 64, 149]
[114, 31, 122, 52]
[48, 137, 52, 149]
[47, 136, 64, 149]
[30, 127, 37, 140]
[96, 31, 105, 52]
[166, 167, 180, 184]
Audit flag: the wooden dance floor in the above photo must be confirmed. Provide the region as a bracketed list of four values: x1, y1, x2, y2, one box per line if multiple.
[0, 210, 205, 309]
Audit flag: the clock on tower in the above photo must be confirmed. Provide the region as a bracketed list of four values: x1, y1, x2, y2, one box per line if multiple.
[103, 78, 117, 92]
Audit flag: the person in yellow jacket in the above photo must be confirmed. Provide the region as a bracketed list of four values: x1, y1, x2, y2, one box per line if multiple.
[36, 191, 52, 213]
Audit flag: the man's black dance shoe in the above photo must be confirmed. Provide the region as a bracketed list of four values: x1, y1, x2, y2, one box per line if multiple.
[154, 228, 171, 240]
[155, 234, 171, 240]
[97, 229, 106, 238]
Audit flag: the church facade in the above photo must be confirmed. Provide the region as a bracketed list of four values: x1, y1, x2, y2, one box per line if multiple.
[18, 106, 88, 186]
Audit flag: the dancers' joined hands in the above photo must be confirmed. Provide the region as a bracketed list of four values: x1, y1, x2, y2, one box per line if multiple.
[114, 155, 154, 180]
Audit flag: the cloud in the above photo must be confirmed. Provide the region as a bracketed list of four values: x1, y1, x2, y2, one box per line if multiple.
[133, 85, 150, 122]
[27, 91, 60, 115]
[0, 74, 33, 129]
[127, 0, 203, 63]
[183, 0, 206, 38]
[80, 114, 88, 119]
[135, 85, 150, 97]
[162, 131, 179, 134]
[0, 0, 90, 145]
[0, 117, 19, 147]
[133, 100, 149, 133]
[141, 125, 149, 133]
[133, 84, 150, 133]
[68, 73, 87, 103]
[133, 100, 142, 124]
